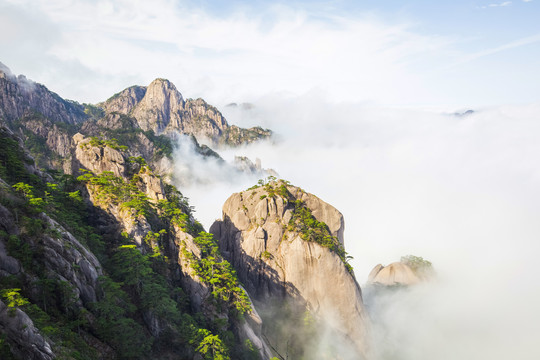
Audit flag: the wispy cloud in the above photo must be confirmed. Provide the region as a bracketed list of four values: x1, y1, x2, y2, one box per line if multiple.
[454, 33, 540, 65]
[488, 1, 512, 6]
[1, 0, 539, 107]
[0, 0, 454, 105]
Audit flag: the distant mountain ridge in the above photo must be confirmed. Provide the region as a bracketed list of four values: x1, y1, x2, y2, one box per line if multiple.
[0, 62, 272, 176]
[0, 62, 271, 148]
[100, 78, 271, 145]
[0, 62, 87, 126]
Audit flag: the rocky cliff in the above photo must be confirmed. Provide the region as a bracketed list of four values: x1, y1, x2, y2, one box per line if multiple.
[211, 180, 370, 359]
[0, 63, 87, 126]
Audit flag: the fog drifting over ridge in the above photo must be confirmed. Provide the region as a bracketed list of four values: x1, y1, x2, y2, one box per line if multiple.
[175, 95, 540, 359]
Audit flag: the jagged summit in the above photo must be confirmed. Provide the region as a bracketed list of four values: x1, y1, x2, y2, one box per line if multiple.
[0, 61, 272, 173]
[0, 61, 271, 150]
[101, 77, 270, 145]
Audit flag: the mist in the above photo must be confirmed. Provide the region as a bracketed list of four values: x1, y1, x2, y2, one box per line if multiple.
[173, 94, 540, 359]
[171, 134, 268, 229]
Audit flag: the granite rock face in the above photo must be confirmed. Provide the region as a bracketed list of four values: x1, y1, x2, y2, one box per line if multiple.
[0, 300, 55, 360]
[0, 62, 87, 126]
[211, 181, 370, 359]
[367, 262, 421, 286]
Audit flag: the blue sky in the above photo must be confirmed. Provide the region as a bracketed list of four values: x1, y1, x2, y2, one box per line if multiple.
[0, 0, 539, 107]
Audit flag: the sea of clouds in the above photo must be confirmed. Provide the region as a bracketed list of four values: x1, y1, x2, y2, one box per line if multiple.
[173, 94, 540, 359]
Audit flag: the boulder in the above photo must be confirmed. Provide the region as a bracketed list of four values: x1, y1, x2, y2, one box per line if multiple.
[367, 262, 420, 286]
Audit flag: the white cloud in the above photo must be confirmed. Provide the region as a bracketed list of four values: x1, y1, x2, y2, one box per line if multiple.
[0, 0, 457, 106]
[2, 0, 539, 107]
[445, 33, 540, 68]
[488, 1, 513, 6]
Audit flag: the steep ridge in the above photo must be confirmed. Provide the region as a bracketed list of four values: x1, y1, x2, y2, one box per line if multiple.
[211, 179, 371, 359]
[73, 132, 272, 358]
[0, 62, 87, 126]
[0, 127, 109, 359]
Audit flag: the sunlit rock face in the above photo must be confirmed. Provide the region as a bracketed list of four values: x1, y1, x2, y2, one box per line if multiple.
[211, 181, 371, 359]
[367, 262, 421, 286]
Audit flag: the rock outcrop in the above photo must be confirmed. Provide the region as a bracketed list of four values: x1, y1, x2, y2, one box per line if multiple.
[367, 262, 420, 286]
[368, 255, 434, 286]
[211, 180, 370, 359]
[0, 300, 54, 360]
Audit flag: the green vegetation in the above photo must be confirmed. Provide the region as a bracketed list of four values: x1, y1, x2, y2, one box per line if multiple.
[77, 170, 152, 216]
[0, 127, 262, 360]
[77, 169, 203, 237]
[288, 199, 353, 274]
[88, 113, 174, 159]
[83, 136, 128, 151]
[0, 288, 29, 315]
[191, 328, 230, 360]
[0, 333, 16, 360]
[184, 232, 251, 315]
[82, 104, 105, 120]
[401, 255, 434, 278]
[247, 177, 353, 274]
[0, 128, 40, 186]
